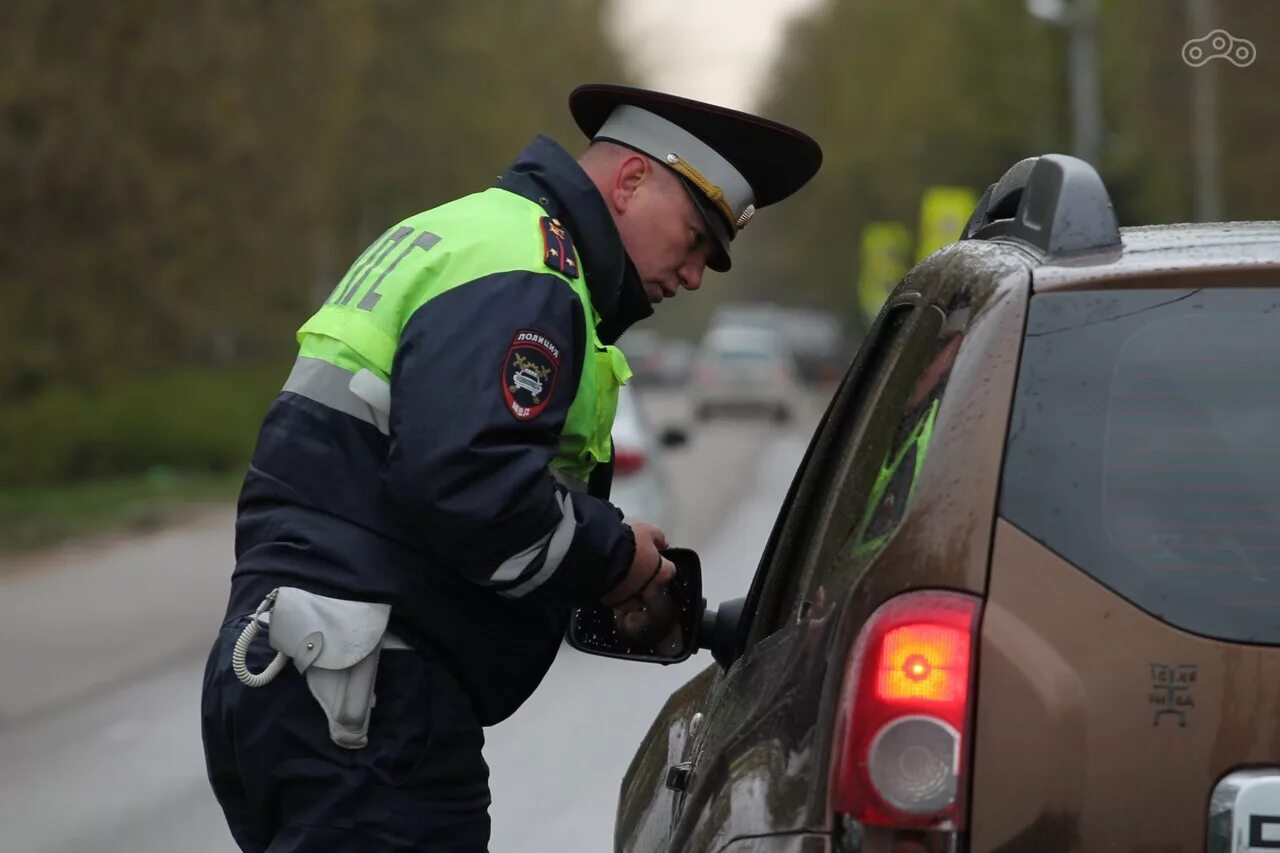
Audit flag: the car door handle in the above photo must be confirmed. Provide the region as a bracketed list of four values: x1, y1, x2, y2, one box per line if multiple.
[665, 761, 693, 793]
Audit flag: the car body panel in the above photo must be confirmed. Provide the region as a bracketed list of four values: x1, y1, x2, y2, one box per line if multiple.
[620, 242, 1032, 852]
[618, 664, 719, 852]
[671, 621, 836, 851]
[971, 519, 1280, 852]
[617, 217, 1280, 853]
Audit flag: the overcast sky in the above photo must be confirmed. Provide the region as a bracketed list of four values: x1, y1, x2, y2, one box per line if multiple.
[608, 0, 825, 112]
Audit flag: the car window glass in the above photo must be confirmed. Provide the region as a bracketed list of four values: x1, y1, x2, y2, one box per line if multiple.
[1002, 287, 1280, 644]
[846, 319, 962, 557]
[743, 303, 918, 642]
[795, 304, 963, 608]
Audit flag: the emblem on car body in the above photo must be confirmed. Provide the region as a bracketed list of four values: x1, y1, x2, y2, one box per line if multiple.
[1148, 662, 1197, 727]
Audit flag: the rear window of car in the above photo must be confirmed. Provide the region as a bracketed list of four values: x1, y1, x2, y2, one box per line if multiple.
[1001, 288, 1280, 644]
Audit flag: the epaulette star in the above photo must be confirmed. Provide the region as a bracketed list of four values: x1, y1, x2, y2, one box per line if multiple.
[539, 216, 579, 279]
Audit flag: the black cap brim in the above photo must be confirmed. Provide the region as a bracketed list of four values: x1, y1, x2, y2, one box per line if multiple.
[569, 84, 823, 208]
[570, 84, 823, 273]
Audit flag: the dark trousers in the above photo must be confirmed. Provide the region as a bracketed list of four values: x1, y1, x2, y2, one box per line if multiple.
[201, 615, 492, 852]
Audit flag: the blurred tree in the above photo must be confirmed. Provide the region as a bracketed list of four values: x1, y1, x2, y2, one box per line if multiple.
[0, 0, 626, 403]
[737, 0, 1278, 342]
[730, 0, 1061, 341]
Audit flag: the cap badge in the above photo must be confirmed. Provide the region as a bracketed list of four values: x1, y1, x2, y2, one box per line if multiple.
[664, 152, 739, 234]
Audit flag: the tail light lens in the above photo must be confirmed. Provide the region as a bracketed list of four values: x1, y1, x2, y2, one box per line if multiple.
[613, 447, 647, 476]
[691, 363, 717, 384]
[830, 590, 981, 831]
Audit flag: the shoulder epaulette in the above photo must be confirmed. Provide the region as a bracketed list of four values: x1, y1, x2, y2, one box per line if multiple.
[539, 216, 579, 279]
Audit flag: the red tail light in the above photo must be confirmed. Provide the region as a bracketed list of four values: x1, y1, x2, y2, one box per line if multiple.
[830, 590, 981, 832]
[691, 364, 717, 384]
[613, 447, 647, 476]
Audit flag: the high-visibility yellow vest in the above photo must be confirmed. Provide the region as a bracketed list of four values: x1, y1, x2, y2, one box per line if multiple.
[295, 187, 631, 484]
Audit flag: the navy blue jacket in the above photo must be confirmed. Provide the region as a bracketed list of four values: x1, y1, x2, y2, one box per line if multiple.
[228, 137, 653, 725]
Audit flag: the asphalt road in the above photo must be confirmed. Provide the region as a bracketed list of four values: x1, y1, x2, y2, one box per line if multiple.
[0, 388, 825, 853]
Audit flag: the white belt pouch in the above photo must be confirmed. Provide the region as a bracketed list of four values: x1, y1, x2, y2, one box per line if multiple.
[248, 587, 409, 749]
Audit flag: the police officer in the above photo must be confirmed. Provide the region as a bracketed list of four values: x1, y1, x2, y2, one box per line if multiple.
[201, 84, 821, 852]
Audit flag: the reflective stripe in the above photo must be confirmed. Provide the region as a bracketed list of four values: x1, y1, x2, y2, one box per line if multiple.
[349, 369, 392, 432]
[283, 358, 391, 435]
[498, 492, 577, 598]
[551, 469, 588, 494]
[489, 526, 555, 584]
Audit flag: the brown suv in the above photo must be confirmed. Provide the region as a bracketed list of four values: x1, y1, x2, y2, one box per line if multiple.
[569, 154, 1280, 853]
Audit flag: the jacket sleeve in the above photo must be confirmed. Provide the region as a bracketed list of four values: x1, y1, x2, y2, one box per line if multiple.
[382, 269, 634, 607]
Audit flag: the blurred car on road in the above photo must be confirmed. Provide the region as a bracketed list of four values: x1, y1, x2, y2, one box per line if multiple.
[689, 325, 802, 423]
[572, 154, 1280, 853]
[708, 303, 851, 385]
[619, 329, 693, 387]
[608, 385, 686, 535]
[774, 307, 851, 384]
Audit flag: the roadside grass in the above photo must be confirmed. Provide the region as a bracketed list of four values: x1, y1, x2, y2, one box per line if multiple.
[0, 363, 283, 557]
[0, 470, 241, 556]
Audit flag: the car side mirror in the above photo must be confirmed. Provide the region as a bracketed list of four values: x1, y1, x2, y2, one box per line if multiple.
[567, 547, 705, 664]
[658, 426, 688, 449]
[699, 597, 746, 671]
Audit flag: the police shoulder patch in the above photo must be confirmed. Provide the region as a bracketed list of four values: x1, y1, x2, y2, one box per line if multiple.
[539, 216, 579, 279]
[502, 328, 563, 421]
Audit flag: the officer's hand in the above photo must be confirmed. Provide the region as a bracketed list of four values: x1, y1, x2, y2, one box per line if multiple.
[601, 522, 674, 607]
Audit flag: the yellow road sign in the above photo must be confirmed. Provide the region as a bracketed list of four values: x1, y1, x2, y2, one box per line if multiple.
[917, 186, 978, 262]
[858, 222, 911, 319]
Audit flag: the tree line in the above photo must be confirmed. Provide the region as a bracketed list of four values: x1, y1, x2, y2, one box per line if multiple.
[1, 0, 626, 400]
[0, 0, 626, 484]
[735, 0, 1279, 337]
[4, 0, 1276, 485]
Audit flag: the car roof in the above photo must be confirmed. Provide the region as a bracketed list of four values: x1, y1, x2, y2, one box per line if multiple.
[1029, 221, 1280, 291]
[957, 156, 1280, 294]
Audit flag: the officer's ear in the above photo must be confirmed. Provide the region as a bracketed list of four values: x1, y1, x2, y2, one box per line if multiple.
[610, 154, 650, 214]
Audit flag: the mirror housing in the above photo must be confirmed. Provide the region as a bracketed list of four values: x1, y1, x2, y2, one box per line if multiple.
[567, 548, 751, 670]
[567, 547, 705, 664]
[700, 597, 746, 670]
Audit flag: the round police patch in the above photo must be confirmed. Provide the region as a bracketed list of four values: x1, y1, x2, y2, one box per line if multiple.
[502, 329, 562, 420]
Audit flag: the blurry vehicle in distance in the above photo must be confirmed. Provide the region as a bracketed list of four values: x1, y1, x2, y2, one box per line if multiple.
[575, 154, 1280, 853]
[608, 385, 686, 534]
[775, 307, 850, 384]
[619, 329, 693, 387]
[689, 325, 801, 423]
[657, 337, 694, 386]
[617, 328, 666, 386]
[707, 302, 779, 332]
[708, 303, 851, 385]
